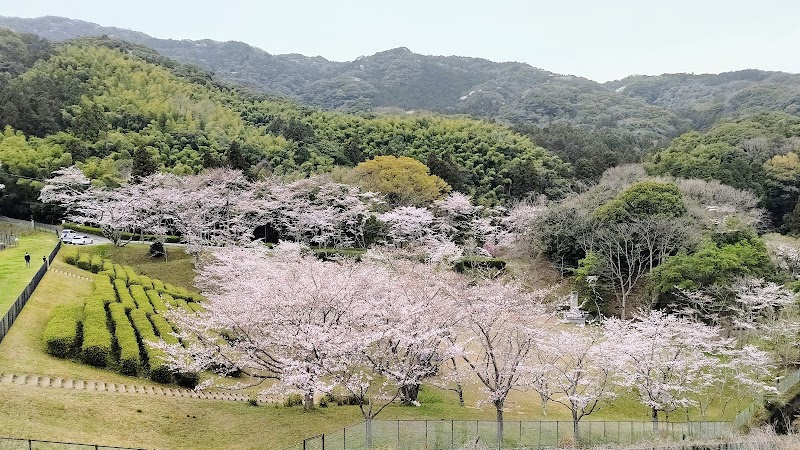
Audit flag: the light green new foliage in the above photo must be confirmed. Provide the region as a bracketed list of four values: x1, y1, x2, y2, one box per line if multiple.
[138, 274, 154, 290]
[89, 254, 103, 274]
[76, 253, 91, 271]
[42, 303, 83, 358]
[129, 284, 154, 316]
[149, 314, 179, 345]
[151, 278, 165, 291]
[108, 302, 140, 376]
[113, 263, 127, 282]
[81, 295, 111, 367]
[124, 265, 140, 286]
[147, 290, 167, 314]
[94, 274, 115, 304]
[113, 278, 136, 312]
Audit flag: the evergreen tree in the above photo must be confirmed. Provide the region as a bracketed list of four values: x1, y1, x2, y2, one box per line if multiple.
[131, 146, 158, 181]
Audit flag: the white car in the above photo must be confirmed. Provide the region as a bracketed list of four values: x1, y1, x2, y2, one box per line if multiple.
[68, 235, 94, 245]
[60, 229, 76, 241]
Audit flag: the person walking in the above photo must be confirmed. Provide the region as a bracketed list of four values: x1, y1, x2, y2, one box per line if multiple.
[24, 252, 30, 267]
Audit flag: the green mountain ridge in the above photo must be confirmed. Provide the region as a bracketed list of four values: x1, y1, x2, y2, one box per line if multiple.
[0, 30, 570, 220]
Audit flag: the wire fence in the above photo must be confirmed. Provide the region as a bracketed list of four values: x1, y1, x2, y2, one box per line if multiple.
[287, 420, 733, 450]
[732, 367, 800, 428]
[0, 436, 142, 449]
[0, 242, 61, 344]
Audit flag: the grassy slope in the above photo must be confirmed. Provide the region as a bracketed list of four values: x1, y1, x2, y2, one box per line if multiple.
[0, 230, 58, 314]
[0, 241, 752, 449]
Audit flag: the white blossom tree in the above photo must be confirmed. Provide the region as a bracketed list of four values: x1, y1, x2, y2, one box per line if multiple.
[532, 328, 619, 440]
[604, 311, 729, 430]
[455, 279, 551, 444]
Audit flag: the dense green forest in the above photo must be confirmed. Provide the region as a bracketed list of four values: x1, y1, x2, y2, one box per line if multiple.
[0, 30, 570, 219]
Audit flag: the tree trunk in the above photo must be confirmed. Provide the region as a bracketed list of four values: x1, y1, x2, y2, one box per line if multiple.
[365, 419, 373, 449]
[302, 390, 314, 410]
[400, 384, 420, 405]
[456, 382, 464, 407]
[652, 407, 659, 432]
[495, 399, 505, 447]
[572, 409, 580, 442]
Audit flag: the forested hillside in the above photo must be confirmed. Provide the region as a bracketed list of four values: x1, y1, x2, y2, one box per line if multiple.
[0, 30, 569, 219]
[0, 16, 688, 141]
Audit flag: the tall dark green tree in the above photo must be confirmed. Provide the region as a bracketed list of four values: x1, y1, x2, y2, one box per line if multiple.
[226, 141, 248, 172]
[131, 146, 158, 181]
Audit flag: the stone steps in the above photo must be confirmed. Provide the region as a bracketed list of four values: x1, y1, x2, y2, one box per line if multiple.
[0, 372, 249, 403]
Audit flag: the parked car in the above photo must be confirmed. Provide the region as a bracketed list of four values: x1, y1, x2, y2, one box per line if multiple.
[60, 229, 76, 241]
[67, 235, 94, 245]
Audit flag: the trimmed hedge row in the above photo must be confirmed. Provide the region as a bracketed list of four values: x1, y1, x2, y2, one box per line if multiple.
[129, 309, 172, 384]
[108, 303, 140, 376]
[43, 304, 84, 358]
[113, 264, 127, 283]
[147, 290, 167, 313]
[152, 278, 165, 291]
[138, 275, 154, 290]
[150, 314, 179, 345]
[123, 266, 140, 286]
[76, 253, 92, 271]
[90, 255, 103, 274]
[81, 296, 112, 367]
[130, 285, 155, 316]
[187, 302, 204, 313]
[114, 279, 137, 312]
[95, 274, 116, 305]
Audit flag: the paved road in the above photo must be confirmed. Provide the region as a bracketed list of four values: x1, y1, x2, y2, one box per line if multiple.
[0, 216, 112, 245]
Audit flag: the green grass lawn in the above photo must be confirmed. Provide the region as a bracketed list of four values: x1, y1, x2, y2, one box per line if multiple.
[61, 243, 198, 292]
[0, 230, 58, 314]
[0, 244, 755, 449]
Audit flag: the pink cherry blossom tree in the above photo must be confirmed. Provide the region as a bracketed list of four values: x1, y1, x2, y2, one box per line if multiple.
[604, 311, 729, 430]
[455, 279, 551, 444]
[532, 328, 619, 441]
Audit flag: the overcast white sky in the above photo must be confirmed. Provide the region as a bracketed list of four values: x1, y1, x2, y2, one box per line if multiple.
[3, 0, 799, 82]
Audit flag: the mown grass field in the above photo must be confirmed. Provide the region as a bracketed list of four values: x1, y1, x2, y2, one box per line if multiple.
[0, 229, 58, 314]
[0, 239, 754, 449]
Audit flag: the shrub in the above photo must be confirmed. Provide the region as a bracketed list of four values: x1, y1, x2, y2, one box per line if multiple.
[151, 279, 165, 291]
[149, 314, 179, 345]
[89, 255, 103, 274]
[124, 266, 140, 286]
[43, 304, 84, 358]
[94, 274, 116, 305]
[76, 253, 92, 271]
[283, 393, 303, 407]
[138, 275, 154, 290]
[102, 259, 114, 273]
[453, 257, 507, 273]
[129, 309, 172, 384]
[64, 253, 78, 266]
[113, 264, 127, 283]
[130, 285, 154, 316]
[147, 290, 167, 313]
[108, 303, 140, 376]
[81, 296, 112, 367]
[313, 248, 367, 261]
[174, 371, 199, 389]
[187, 302, 204, 313]
[150, 241, 165, 257]
[323, 392, 361, 406]
[163, 283, 177, 293]
[114, 279, 137, 312]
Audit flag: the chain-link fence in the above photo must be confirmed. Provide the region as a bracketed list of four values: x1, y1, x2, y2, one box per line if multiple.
[288, 420, 732, 449]
[0, 436, 141, 449]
